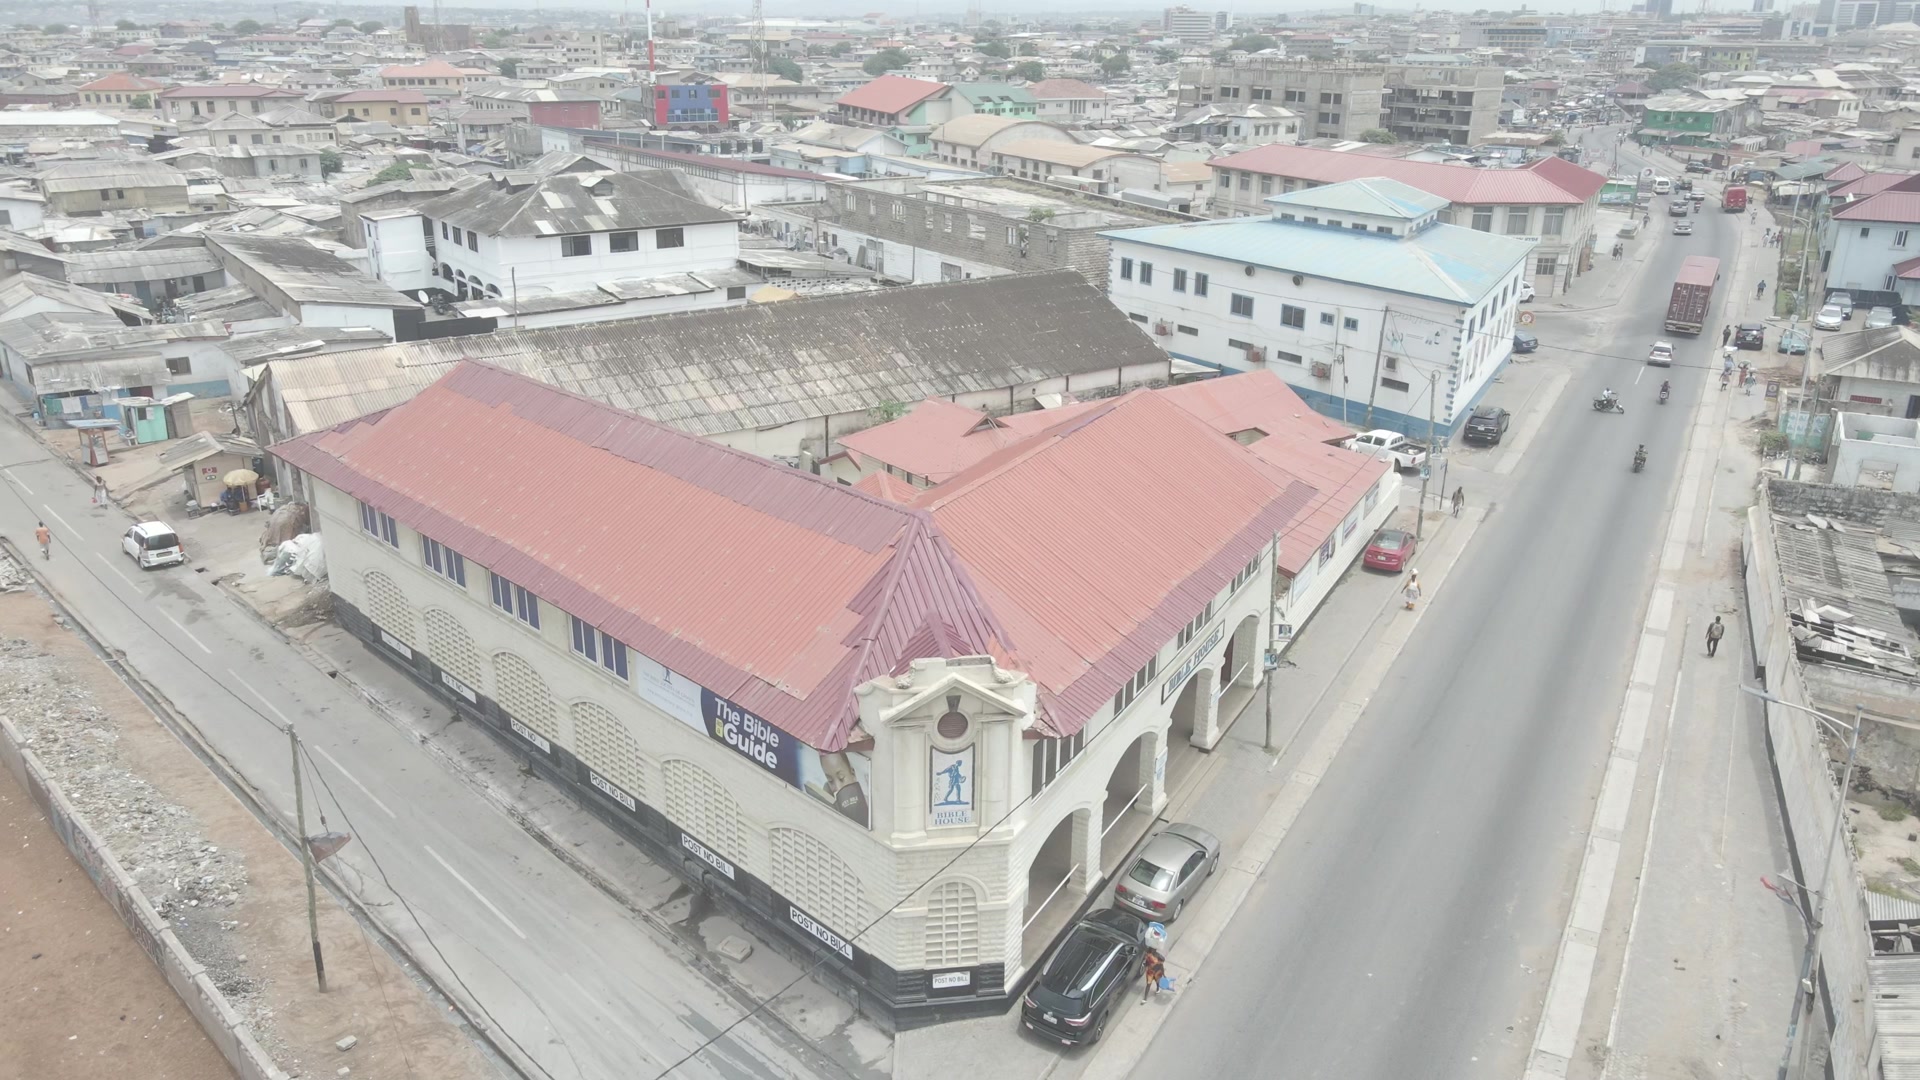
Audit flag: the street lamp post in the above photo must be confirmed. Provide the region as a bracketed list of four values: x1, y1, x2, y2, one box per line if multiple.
[1739, 686, 1864, 1080]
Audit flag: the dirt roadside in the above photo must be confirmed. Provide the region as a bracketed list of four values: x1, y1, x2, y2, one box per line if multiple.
[0, 759, 236, 1080]
[0, 577, 499, 1080]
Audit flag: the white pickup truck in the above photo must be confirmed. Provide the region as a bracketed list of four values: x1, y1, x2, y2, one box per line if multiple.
[1341, 430, 1429, 471]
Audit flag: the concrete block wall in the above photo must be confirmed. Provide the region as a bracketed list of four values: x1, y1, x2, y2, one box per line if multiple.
[1765, 477, 1920, 526]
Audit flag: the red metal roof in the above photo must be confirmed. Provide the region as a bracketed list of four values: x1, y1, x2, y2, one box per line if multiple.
[333, 89, 430, 103]
[914, 390, 1314, 729]
[1895, 254, 1920, 280]
[272, 362, 1011, 752]
[78, 72, 166, 92]
[1675, 255, 1720, 288]
[1212, 144, 1602, 205]
[837, 398, 1034, 484]
[1832, 171, 1918, 199]
[853, 470, 920, 503]
[1155, 371, 1355, 446]
[835, 75, 947, 116]
[1834, 190, 1920, 224]
[1247, 439, 1389, 576]
[1028, 79, 1105, 100]
[158, 84, 303, 99]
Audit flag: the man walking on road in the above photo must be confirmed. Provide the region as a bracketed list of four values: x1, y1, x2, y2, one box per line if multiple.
[1722, 324, 1732, 346]
[1451, 487, 1464, 517]
[1403, 570, 1422, 611]
[34, 521, 50, 560]
[1706, 616, 1725, 657]
[91, 475, 108, 506]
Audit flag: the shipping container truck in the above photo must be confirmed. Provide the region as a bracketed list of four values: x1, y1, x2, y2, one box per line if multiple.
[1664, 255, 1721, 334]
[1723, 187, 1748, 212]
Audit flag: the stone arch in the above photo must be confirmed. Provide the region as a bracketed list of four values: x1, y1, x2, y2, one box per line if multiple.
[923, 878, 981, 969]
[491, 651, 557, 744]
[1020, 804, 1099, 966]
[571, 699, 649, 804]
[771, 826, 863, 936]
[662, 759, 748, 863]
[424, 608, 482, 688]
[362, 569, 414, 645]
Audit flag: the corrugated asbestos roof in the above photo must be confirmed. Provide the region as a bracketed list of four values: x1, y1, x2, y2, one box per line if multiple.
[272, 362, 1011, 751]
[38, 160, 187, 194]
[262, 270, 1170, 439]
[915, 390, 1316, 727]
[412, 169, 733, 237]
[65, 246, 222, 285]
[206, 232, 423, 310]
[1213, 144, 1603, 206]
[1873, 954, 1920, 1080]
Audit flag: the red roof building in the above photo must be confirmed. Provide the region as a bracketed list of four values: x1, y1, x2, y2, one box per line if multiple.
[835, 75, 948, 120]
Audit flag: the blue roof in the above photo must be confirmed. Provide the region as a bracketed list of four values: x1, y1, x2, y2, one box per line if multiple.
[1101, 216, 1536, 305]
[1264, 176, 1446, 221]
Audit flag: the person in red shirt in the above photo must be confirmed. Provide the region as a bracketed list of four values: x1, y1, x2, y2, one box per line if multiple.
[34, 521, 51, 560]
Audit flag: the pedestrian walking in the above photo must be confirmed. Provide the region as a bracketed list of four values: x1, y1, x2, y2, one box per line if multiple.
[34, 521, 50, 560]
[1721, 324, 1732, 346]
[1142, 947, 1166, 1002]
[1451, 487, 1464, 517]
[1403, 570, 1422, 611]
[91, 474, 107, 506]
[1706, 616, 1725, 657]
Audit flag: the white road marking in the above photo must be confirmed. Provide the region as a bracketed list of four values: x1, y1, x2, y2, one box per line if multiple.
[424, 845, 528, 941]
[3, 469, 32, 494]
[159, 610, 212, 654]
[308, 744, 398, 819]
[94, 551, 138, 588]
[42, 505, 72, 532]
[229, 669, 295, 729]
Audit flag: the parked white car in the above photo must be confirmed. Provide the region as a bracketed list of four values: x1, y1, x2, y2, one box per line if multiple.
[1341, 430, 1429, 471]
[1866, 306, 1896, 329]
[122, 521, 185, 569]
[1814, 305, 1847, 331]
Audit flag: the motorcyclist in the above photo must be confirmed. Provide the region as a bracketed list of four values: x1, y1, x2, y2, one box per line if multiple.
[1634, 444, 1648, 469]
[1599, 386, 1618, 409]
[1757, 279, 1767, 297]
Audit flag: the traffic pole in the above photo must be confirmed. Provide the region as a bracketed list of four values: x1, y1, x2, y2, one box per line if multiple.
[290, 725, 327, 992]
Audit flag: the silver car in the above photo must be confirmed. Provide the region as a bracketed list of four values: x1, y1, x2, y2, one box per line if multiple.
[1814, 304, 1847, 330]
[1112, 823, 1222, 922]
[1866, 306, 1896, 329]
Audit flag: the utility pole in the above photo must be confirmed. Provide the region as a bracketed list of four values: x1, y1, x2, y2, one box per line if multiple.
[1416, 373, 1437, 541]
[1261, 530, 1281, 753]
[290, 726, 327, 992]
[1787, 182, 1821, 480]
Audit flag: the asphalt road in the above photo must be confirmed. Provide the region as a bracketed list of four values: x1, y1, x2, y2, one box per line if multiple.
[1129, 141, 1741, 1079]
[0, 422, 851, 1080]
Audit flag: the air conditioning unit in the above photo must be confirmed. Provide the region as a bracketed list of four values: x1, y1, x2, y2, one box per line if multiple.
[1310, 361, 1333, 379]
[1244, 345, 1267, 364]
[1154, 320, 1174, 336]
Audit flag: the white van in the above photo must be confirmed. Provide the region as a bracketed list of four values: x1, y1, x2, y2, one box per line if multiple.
[1651, 176, 1672, 195]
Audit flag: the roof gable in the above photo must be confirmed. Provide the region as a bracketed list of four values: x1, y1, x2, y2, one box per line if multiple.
[836, 75, 947, 116]
[412, 169, 734, 237]
[1211, 144, 1598, 206]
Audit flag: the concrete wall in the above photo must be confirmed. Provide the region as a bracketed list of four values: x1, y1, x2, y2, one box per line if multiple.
[0, 714, 289, 1080]
[1742, 498, 1880, 1080]
[1830, 413, 1920, 493]
[1825, 219, 1920, 295]
[430, 220, 737, 297]
[299, 302, 398, 340]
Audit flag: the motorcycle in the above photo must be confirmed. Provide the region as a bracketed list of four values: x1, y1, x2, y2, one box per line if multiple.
[1592, 395, 1626, 414]
[1632, 450, 1647, 473]
[1658, 387, 1670, 405]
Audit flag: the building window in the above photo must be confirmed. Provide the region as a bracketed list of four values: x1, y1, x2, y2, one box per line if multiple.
[1129, 312, 1148, 323]
[1120, 256, 1134, 280]
[1173, 268, 1187, 292]
[1535, 255, 1558, 276]
[1898, 230, 1911, 248]
[1472, 207, 1493, 232]
[1320, 311, 1335, 326]
[1231, 293, 1254, 318]
[1380, 376, 1410, 391]
[1318, 537, 1335, 566]
[358, 500, 398, 546]
[1260, 176, 1273, 195]
[1275, 349, 1303, 364]
[561, 234, 592, 257]
[1177, 324, 1198, 335]
[1540, 207, 1566, 236]
[489, 572, 541, 629]
[1217, 172, 1230, 189]
[1031, 730, 1086, 794]
[466, 231, 478, 251]
[1111, 656, 1160, 717]
[440, 222, 448, 239]
[1281, 304, 1305, 329]
[165, 356, 192, 375]
[1176, 601, 1214, 648]
[569, 615, 630, 680]
[610, 231, 638, 252]
[421, 537, 466, 585]
[727, 285, 747, 300]
[1193, 272, 1209, 297]
[1239, 173, 1251, 191]
[1139, 262, 1154, 285]
[1344, 316, 1359, 331]
[1505, 207, 1531, 236]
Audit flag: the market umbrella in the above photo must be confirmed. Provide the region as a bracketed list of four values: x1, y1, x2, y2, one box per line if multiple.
[224, 469, 259, 487]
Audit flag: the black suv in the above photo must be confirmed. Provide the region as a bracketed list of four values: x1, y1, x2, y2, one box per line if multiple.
[1021, 908, 1145, 1046]
[1463, 406, 1511, 446]
[1734, 323, 1766, 350]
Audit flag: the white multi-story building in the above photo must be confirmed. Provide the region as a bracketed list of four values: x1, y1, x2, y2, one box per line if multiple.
[274, 357, 1308, 1027]
[1163, 6, 1228, 43]
[389, 170, 739, 305]
[1104, 176, 1536, 436]
[1825, 179, 1920, 299]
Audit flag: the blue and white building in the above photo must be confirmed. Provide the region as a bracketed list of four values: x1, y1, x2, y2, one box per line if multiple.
[1103, 177, 1536, 436]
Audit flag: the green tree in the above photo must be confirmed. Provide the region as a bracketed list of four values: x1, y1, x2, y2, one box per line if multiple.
[498, 57, 518, 77]
[863, 48, 910, 75]
[1648, 62, 1698, 90]
[1360, 127, 1397, 143]
[42, 22, 68, 34]
[358, 20, 384, 33]
[482, 30, 510, 47]
[371, 161, 420, 184]
[318, 148, 342, 175]
[333, 17, 353, 26]
[1544, 131, 1566, 146]
[1155, 47, 1180, 64]
[1100, 52, 1130, 75]
[232, 18, 262, 35]
[829, 41, 852, 56]
[768, 56, 804, 83]
[114, 18, 137, 30]
[978, 39, 1010, 59]
[1018, 41, 1039, 56]
[129, 93, 151, 109]
[1231, 34, 1277, 52]
[1011, 60, 1045, 82]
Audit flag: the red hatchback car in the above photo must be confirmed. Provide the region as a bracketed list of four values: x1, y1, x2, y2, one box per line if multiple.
[1364, 528, 1416, 573]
